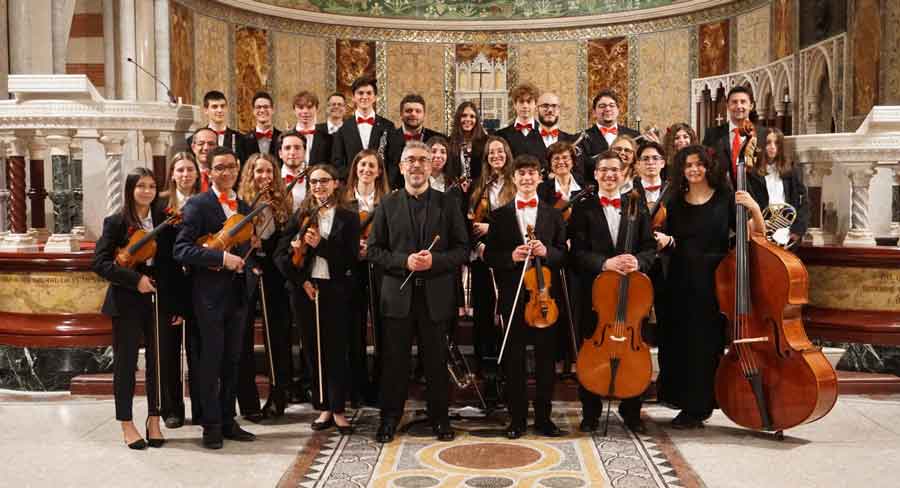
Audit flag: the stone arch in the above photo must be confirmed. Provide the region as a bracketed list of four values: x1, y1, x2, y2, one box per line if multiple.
[806, 47, 834, 134]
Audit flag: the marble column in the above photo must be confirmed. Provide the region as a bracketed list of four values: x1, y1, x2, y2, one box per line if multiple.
[144, 131, 171, 189]
[50, 0, 75, 74]
[99, 131, 128, 217]
[801, 161, 834, 246]
[134, 0, 156, 101]
[102, 0, 116, 99]
[842, 163, 878, 247]
[0, 0, 9, 97]
[7, 0, 53, 74]
[775, 102, 786, 133]
[118, 0, 137, 101]
[891, 164, 900, 245]
[153, 0, 171, 103]
[0, 133, 38, 251]
[69, 138, 85, 239]
[26, 134, 49, 241]
[0, 138, 8, 236]
[44, 130, 79, 252]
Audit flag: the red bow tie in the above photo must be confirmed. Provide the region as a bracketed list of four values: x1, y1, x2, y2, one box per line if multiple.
[600, 126, 618, 135]
[214, 129, 226, 136]
[403, 132, 421, 141]
[218, 191, 237, 211]
[357, 117, 375, 125]
[255, 129, 272, 139]
[284, 174, 299, 185]
[298, 128, 316, 136]
[541, 128, 560, 137]
[600, 196, 621, 208]
[644, 185, 661, 192]
[515, 122, 532, 132]
[516, 198, 537, 209]
[554, 191, 563, 201]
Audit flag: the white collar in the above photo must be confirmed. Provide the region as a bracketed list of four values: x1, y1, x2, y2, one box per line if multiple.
[355, 109, 375, 119]
[515, 192, 538, 203]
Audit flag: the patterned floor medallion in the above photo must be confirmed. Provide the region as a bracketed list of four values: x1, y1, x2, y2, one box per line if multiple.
[287, 406, 692, 488]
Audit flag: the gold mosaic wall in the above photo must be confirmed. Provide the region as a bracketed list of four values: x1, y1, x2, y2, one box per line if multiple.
[234, 26, 270, 132]
[193, 14, 230, 113]
[884, 0, 900, 104]
[385, 42, 449, 133]
[736, 6, 771, 71]
[637, 29, 691, 128]
[514, 42, 580, 134]
[271, 32, 328, 130]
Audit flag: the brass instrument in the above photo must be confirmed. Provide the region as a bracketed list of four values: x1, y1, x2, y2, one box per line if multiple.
[763, 203, 798, 249]
[634, 125, 661, 143]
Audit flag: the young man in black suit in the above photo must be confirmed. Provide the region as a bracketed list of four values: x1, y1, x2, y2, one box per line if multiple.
[173, 146, 256, 449]
[366, 141, 469, 444]
[385, 93, 445, 189]
[702, 85, 769, 207]
[199, 90, 241, 153]
[238, 91, 281, 164]
[578, 89, 640, 184]
[484, 154, 568, 439]
[495, 83, 548, 171]
[293, 90, 334, 166]
[331, 76, 394, 180]
[569, 150, 657, 434]
[537, 91, 581, 178]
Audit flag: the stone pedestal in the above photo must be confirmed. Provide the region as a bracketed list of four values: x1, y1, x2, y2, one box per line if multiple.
[842, 163, 878, 247]
[43, 233, 79, 252]
[0, 232, 39, 252]
[801, 161, 835, 246]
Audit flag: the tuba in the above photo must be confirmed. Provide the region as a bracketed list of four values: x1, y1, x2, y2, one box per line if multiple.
[762, 203, 798, 249]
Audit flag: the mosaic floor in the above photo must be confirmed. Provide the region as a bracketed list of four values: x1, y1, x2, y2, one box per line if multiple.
[282, 406, 695, 488]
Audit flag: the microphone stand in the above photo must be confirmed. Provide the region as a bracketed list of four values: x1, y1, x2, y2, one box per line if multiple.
[126, 57, 177, 104]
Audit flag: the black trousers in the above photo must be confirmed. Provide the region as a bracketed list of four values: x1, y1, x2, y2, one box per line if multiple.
[237, 257, 293, 414]
[349, 261, 378, 402]
[292, 277, 351, 413]
[380, 283, 450, 425]
[111, 297, 159, 421]
[185, 312, 203, 422]
[158, 307, 185, 419]
[470, 260, 499, 364]
[193, 279, 248, 427]
[501, 316, 557, 428]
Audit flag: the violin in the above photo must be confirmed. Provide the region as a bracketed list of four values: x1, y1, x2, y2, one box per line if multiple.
[470, 173, 498, 224]
[553, 184, 596, 222]
[646, 181, 670, 231]
[576, 189, 654, 401]
[291, 199, 331, 268]
[116, 210, 183, 268]
[359, 207, 377, 241]
[714, 120, 837, 434]
[522, 224, 559, 329]
[196, 194, 270, 252]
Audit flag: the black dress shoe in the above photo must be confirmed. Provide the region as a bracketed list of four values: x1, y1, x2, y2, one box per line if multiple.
[126, 438, 147, 450]
[202, 426, 223, 450]
[164, 415, 184, 429]
[145, 418, 166, 448]
[505, 423, 526, 439]
[579, 418, 599, 433]
[433, 423, 455, 442]
[311, 417, 335, 431]
[223, 423, 256, 441]
[670, 412, 704, 430]
[336, 423, 354, 436]
[534, 420, 567, 438]
[375, 421, 397, 443]
[262, 388, 287, 418]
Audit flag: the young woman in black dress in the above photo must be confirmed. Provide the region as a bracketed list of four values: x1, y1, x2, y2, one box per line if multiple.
[92, 167, 167, 449]
[653, 145, 764, 429]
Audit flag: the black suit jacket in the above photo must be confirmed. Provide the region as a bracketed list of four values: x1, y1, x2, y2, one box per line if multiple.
[577, 124, 640, 184]
[496, 121, 548, 170]
[703, 123, 769, 208]
[448, 138, 485, 185]
[484, 201, 567, 316]
[331, 114, 394, 180]
[305, 122, 335, 166]
[366, 187, 468, 322]
[152, 200, 191, 319]
[385, 127, 445, 190]
[273, 206, 359, 286]
[173, 189, 254, 309]
[238, 127, 282, 164]
[92, 207, 166, 318]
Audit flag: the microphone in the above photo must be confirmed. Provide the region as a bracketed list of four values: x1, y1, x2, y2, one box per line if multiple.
[126, 57, 177, 104]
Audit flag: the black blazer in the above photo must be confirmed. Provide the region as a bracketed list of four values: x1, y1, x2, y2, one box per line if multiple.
[385, 127, 445, 190]
[536, 175, 588, 207]
[152, 200, 191, 319]
[92, 207, 165, 318]
[238, 127, 282, 164]
[484, 201, 567, 315]
[305, 122, 335, 166]
[577, 124, 640, 184]
[366, 187, 469, 322]
[703, 123, 769, 208]
[331, 114, 394, 180]
[273, 206, 359, 286]
[495, 121, 548, 169]
[569, 192, 657, 279]
[758, 165, 810, 236]
[173, 189, 254, 308]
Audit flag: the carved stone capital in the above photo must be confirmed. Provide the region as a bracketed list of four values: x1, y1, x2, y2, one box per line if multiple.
[143, 130, 172, 157]
[99, 130, 129, 156]
[44, 129, 75, 157]
[27, 134, 49, 160]
[844, 163, 877, 188]
[0, 132, 29, 158]
[800, 161, 832, 186]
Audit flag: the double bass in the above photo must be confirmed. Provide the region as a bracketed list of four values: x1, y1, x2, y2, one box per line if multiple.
[576, 190, 654, 427]
[714, 121, 837, 436]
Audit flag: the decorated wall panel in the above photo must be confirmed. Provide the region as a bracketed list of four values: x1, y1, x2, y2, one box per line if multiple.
[638, 29, 691, 129]
[335, 40, 376, 114]
[587, 38, 629, 123]
[883, 0, 900, 104]
[272, 32, 328, 130]
[699, 20, 729, 77]
[234, 26, 270, 132]
[799, 0, 846, 48]
[385, 43, 448, 133]
[736, 7, 771, 71]
[169, 0, 193, 104]
[771, 0, 794, 60]
[851, 0, 880, 116]
[193, 15, 230, 117]
[514, 42, 580, 134]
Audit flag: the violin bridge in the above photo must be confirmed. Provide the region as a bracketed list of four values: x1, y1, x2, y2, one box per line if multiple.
[610, 336, 626, 342]
[733, 337, 769, 344]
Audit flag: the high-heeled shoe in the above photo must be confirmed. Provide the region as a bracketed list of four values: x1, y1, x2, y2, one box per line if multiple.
[262, 387, 286, 418]
[126, 437, 147, 450]
[145, 417, 166, 448]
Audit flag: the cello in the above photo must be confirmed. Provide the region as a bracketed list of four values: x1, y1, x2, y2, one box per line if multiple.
[576, 189, 654, 433]
[714, 121, 837, 436]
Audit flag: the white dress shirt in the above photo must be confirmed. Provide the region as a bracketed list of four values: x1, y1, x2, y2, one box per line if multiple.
[514, 118, 535, 137]
[541, 126, 559, 148]
[765, 164, 786, 205]
[514, 193, 539, 243]
[355, 110, 375, 148]
[598, 123, 620, 146]
[310, 206, 335, 279]
[489, 179, 506, 210]
[327, 120, 341, 135]
[430, 174, 447, 192]
[599, 192, 621, 244]
[554, 177, 581, 201]
[641, 177, 663, 205]
[176, 189, 190, 210]
[355, 189, 375, 213]
[295, 123, 316, 163]
[255, 126, 272, 155]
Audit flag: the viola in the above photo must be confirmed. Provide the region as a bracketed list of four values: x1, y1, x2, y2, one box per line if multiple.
[291, 199, 331, 268]
[714, 120, 837, 434]
[196, 196, 270, 252]
[470, 173, 498, 224]
[553, 184, 596, 222]
[522, 224, 559, 329]
[115, 210, 182, 268]
[359, 207, 377, 241]
[576, 189, 654, 401]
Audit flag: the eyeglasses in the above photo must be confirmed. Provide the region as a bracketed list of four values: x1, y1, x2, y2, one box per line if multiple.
[403, 156, 430, 166]
[212, 164, 238, 173]
[253, 105, 272, 110]
[596, 167, 622, 174]
[640, 155, 664, 162]
[309, 177, 333, 186]
[538, 104, 560, 110]
[596, 103, 618, 110]
[551, 155, 573, 164]
[612, 147, 634, 154]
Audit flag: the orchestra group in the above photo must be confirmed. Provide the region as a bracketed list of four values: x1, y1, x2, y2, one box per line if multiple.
[92, 75, 817, 450]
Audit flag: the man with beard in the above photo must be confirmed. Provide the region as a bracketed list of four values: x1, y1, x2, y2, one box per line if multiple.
[385, 94, 445, 189]
[577, 89, 639, 185]
[366, 141, 469, 443]
[278, 131, 309, 212]
[293, 91, 334, 166]
[332, 76, 394, 180]
[536, 92, 581, 177]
